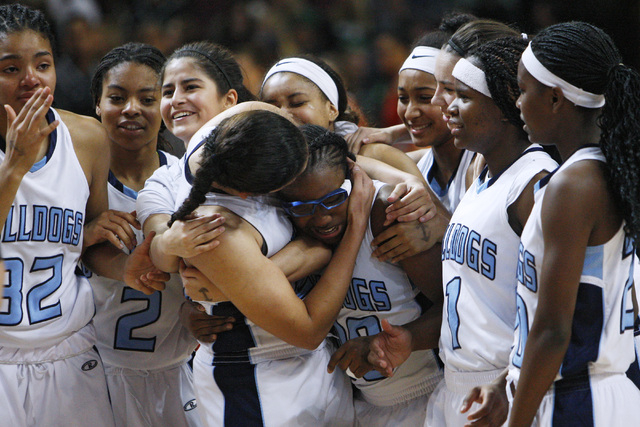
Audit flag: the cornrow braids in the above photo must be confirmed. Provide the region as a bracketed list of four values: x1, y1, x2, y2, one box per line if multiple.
[299, 124, 355, 178]
[446, 19, 520, 58]
[0, 3, 55, 54]
[533, 22, 640, 241]
[170, 110, 308, 226]
[164, 42, 256, 103]
[472, 37, 528, 136]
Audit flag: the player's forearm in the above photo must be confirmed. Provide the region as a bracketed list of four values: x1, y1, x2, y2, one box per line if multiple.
[270, 235, 331, 282]
[82, 242, 126, 281]
[302, 222, 365, 347]
[0, 163, 25, 228]
[403, 305, 442, 351]
[149, 233, 181, 273]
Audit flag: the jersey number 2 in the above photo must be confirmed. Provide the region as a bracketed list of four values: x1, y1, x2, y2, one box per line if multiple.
[114, 287, 162, 352]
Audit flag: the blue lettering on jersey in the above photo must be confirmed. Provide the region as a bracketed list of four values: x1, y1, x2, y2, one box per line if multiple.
[442, 222, 497, 280]
[2, 205, 84, 246]
[623, 234, 635, 259]
[342, 278, 391, 312]
[517, 243, 538, 292]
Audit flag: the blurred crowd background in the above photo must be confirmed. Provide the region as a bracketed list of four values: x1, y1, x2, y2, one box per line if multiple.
[15, 0, 640, 128]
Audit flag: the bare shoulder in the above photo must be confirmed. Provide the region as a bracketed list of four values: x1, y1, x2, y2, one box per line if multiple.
[57, 109, 109, 150]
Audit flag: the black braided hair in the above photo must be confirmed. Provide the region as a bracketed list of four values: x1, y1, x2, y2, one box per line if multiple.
[170, 110, 308, 226]
[0, 3, 55, 54]
[472, 37, 528, 138]
[298, 124, 356, 179]
[414, 11, 477, 49]
[532, 22, 640, 241]
[446, 19, 520, 58]
[90, 42, 170, 152]
[164, 42, 257, 103]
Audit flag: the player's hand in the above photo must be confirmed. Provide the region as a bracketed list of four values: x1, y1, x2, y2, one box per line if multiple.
[367, 319, 413, 377]
[159, 213, 226, 258]
[344, 126, 394, 154]
[84, 209, 140, 251]
[371, 220, 434, 263]
[346, 161, 375, 232]
[384, 180, 436, 225]
[123, 231, 169, 294]
[327, 336, 377, 378]
[179, 299, 235, 343]
[461, 377, 509, 427]
[2, 87, 58, 177]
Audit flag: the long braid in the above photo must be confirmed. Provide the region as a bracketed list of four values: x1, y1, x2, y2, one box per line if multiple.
[169, 131, 221, 226]
[533, 22, 640, 241]
[474, 37, 528, 136]
[170, 110, 307, 226]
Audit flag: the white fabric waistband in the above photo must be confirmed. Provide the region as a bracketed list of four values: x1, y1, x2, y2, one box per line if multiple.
[0, 322, 96, 364]
[444, 367, 504, 394]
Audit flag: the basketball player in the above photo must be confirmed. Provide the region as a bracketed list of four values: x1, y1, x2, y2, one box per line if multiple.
[506, 22, 640, 426]
[281, 125, 444, 426]
[0, 4, 114, 425]
[87, 42, 207, 426]
[168, 107, 373, 426]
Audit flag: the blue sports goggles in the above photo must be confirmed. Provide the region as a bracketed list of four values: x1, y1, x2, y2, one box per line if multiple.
[282, 181, 351, 217]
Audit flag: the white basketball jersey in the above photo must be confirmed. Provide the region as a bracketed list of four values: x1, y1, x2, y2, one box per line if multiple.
[90, 152, 198, 370]
[509, 146, 636, 383]
[333, 180, 443, 405]
[0, 109, 95, 349]
[174, 156, 307, 364]
[439, 145, 557, 372]
[416, 149, 474, 214]
[136, 159, 182, 226]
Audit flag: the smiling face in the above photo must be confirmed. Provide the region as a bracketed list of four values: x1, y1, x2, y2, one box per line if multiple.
[260, 72, 338, 129]
[160, 57, 230, 142]
[397, 68, 452, 148]
[446, 79, 504, 155]
[97, 61, 162, 151]
[431, 50, 460, 123]
[280, 165, 348, 247]
[0, 30, 56, 134]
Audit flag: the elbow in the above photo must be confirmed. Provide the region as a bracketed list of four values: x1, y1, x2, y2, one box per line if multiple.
[296, 333, 327, 351]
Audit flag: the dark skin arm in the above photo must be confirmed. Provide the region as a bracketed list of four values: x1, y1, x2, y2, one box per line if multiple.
[327, 184, 444, 377]
[509, 161, 620, 426]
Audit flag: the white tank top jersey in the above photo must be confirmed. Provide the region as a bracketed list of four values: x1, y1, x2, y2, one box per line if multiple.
[439, 145, 557, 373]
[174, 145, 311, 364]
[508, 146, 636, 383]
[333, 180, 443, 406]
[0, 109, 95, 349]
[416, 149, 474, 214]
[90, 151, 198, 370]
[136, 159, 182, 226]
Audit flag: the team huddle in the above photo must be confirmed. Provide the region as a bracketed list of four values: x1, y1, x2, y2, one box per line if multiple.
[1, 3, 640, 427]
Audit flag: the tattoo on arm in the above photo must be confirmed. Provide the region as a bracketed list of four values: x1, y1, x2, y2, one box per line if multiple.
[199, 287, 212, 302]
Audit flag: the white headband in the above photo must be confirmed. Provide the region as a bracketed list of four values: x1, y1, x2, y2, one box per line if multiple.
[399, 46, 441, 75]
[262, 58, 340, 107]
[452, 58, 492, 98]
[521, 43, 605, 108]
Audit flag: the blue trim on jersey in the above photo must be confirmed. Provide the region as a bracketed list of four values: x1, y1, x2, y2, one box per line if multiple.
[427, 150, 466, 198]
[475, 146, 545, 194]
[560, 283, 603, 377]
[552, 371, 594, 426]
[29, 109, 58, 173]
[184, 139, 207, 185]
[534, 167, 558, 193]
[210, 302, 256, 364]
[625, 346, 640, 390]
[582, 246, 604, 280]
[213, 363, 265, 426]
[108, 151, 169, 199]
